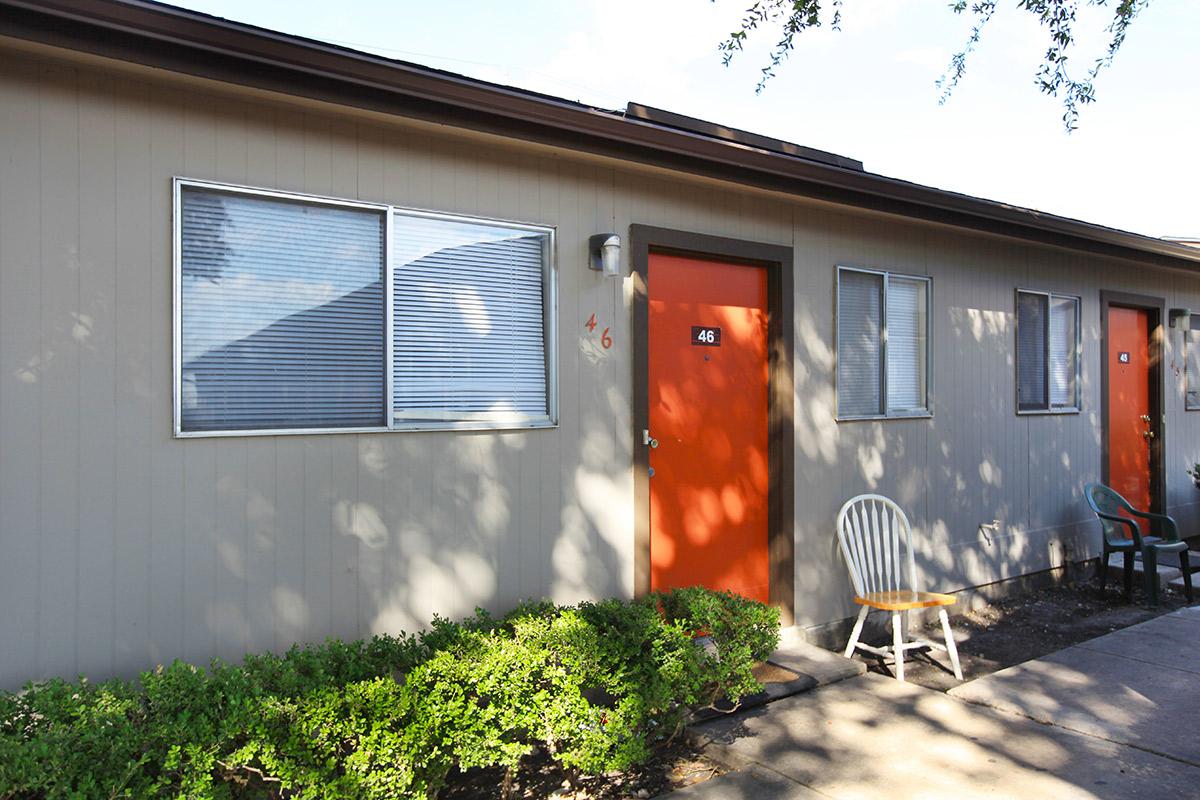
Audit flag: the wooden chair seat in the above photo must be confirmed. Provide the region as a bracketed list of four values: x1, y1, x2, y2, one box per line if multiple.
[855, 590, 957, 611]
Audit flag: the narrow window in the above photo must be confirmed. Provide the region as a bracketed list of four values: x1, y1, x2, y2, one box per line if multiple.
[836, 267, 930, 419]
[885, 276, 928, 414]
[1186, 315, 1200, 410]
[391, 213, 553, 426]
[1016, 289, 1079, 413]
[179, 186, 387, 432]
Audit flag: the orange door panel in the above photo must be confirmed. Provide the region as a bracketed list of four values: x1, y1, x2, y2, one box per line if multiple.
[647, 252, 770, 603]
[1107, 306, 1151, 533]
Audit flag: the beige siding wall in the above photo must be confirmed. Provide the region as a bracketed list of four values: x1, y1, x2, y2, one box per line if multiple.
[2, 43, 1200, 688]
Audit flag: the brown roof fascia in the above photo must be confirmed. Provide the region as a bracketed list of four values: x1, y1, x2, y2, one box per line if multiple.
[3, 0, 1199, 271]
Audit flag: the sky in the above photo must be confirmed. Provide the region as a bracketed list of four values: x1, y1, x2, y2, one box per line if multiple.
[167, 0, 1199, 239]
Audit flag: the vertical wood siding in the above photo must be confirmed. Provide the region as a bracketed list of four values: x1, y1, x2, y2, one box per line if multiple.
[2, 47, 1200, 686]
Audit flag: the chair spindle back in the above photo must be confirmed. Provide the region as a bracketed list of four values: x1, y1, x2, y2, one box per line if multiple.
[835, 494, 917, 597]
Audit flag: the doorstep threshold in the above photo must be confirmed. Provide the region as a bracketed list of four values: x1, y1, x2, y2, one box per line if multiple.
[689, 629, 865, 723]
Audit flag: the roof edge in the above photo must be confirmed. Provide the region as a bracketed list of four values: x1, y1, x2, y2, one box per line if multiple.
[3, 0, 1199, 271]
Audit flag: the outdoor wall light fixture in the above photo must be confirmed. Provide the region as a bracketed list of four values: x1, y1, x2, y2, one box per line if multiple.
[1169, 308, 1193, 329]
[588, 233, 622, 277]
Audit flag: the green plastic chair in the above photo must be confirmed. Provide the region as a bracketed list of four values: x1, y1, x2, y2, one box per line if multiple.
[1084, 482, 1193, 605]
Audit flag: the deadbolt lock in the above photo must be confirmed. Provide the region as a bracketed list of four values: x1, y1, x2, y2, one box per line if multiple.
[642, 429, 659, 448]
[1140, 414, 1152, 423]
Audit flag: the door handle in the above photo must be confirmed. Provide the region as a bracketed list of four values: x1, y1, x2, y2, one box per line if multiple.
[1143, 430, 1155, 440]
[642, 429, 659, 448]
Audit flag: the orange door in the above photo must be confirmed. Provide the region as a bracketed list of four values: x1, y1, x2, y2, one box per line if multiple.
[1107, 306, 1153, 529]
[647, 252, 770, 603]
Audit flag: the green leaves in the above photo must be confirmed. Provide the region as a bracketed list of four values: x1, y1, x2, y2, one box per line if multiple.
[0, 589, 780, 800]
[716, 1, 841, 91]
[716, 0, 1152, 130]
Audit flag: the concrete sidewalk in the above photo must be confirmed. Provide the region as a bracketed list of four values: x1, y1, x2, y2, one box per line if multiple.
[950, 605, 1200, 765]
[679, 606, 1200, 799]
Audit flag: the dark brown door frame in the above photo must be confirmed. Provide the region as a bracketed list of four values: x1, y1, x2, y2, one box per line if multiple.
[629, 224, 795, 625]
[1099, 290, 1166, 515]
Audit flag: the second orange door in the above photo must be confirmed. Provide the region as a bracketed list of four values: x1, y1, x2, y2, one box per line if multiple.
[647, 252, 770, 603]
[1106, 305, 1154, 531]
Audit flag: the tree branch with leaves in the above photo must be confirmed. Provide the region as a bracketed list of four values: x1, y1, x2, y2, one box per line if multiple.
[717, 0, 1152, 131]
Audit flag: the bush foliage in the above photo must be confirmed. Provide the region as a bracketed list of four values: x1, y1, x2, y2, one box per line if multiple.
[0, 588, 779, 799]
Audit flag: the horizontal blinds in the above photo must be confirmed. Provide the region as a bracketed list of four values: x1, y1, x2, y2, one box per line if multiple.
[392, 215, 550, 420]
[1048, 296, 1077, 407]
[837, 270, 884, 417]
[886, 277, 927, 413]
[1016, 291, 1047, 410]
[179, 188, 386, 431]
[1180, 328, 1200, 410]
[1189, 329, 1200, 410]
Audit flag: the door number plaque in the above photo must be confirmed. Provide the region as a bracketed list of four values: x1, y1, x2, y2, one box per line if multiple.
[1118, 351, 1130, 363]
[691, 326, 721, 346]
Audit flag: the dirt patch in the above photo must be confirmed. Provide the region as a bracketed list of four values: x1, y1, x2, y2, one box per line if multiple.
[856, 577, 1193, 691]
[752, 661, 800, 685]
[440, 740, 726, 800]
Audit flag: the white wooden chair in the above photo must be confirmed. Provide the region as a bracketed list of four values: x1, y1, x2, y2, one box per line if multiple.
[835, 494, 963, 682]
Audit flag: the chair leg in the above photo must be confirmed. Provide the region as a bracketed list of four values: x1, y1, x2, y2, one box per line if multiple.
[1123, 551, 1134, 601]
[892, 611, 905, 683]
[1144, 548, 1158, 607]
[844, 605, 869, 658]
[1180, 549, 1194, 602]
[1099, 545, 1109, 595]
[939, 608, 963, 681]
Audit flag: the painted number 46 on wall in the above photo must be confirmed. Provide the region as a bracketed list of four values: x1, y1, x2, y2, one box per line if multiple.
[586, 313, 613, 349]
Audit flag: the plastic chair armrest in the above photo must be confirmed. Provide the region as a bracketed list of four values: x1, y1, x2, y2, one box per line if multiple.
[1095, 511, 1143, 546]
[1128, 509, 1180, 541]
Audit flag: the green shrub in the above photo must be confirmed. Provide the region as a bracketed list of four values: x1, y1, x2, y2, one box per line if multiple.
[0, 675, 152, 799]
[0, 587, 780, 800]
[655, 587, 781, 706]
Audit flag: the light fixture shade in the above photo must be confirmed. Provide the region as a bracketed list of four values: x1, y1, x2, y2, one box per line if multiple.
[589, 233, 622, 277]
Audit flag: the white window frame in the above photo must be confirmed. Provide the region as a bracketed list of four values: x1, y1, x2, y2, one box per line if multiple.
[834, 265, 933, 421]
[1014, 288, 1081, 415]
[172, 177, 558, 438]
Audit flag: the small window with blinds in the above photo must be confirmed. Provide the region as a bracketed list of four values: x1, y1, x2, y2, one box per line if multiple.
[1186, 315, 1200, 411]
[174, 180, 556, 436]
[1015, 289, 1080, 413]
[835, 266, 930, 420]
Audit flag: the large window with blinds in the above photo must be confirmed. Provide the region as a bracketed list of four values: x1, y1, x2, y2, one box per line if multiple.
[174, 179, 556, 436]
[835, 266, 930, 420]
[1015, 289, 1079, 413]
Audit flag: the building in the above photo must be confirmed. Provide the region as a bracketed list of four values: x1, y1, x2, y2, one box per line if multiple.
[1, 0, 1199, 689]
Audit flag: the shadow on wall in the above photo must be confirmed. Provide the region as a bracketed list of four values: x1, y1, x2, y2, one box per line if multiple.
[2, 225, 632, 687]
[788, 263, 1107, 631]
[178, 217, 630, 672]
[189, 402, 633, 675]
